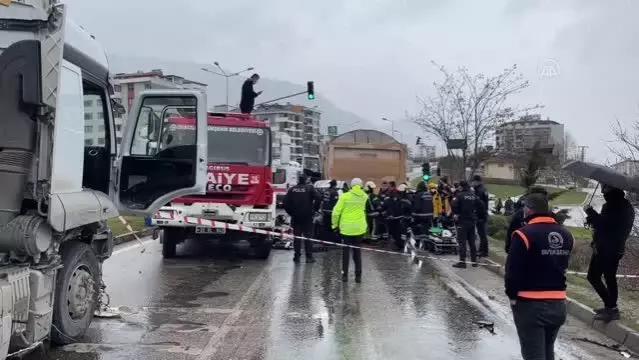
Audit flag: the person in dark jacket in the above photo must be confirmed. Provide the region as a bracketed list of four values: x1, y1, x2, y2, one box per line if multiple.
[505, 187, 549, 254]
[239, 74, 262, 114]
[364, 181, 381, 242]
[320, 179, 340, 243]
[412, 181, 434, 246]
[472, 175, 490, 257]
[451, 181, 486, 268]
[506, 193, 573, 360]
[504, 197, 515, 216]
[283, 174, 320, 263]
[585, 184, 635, 321]
[383, 189, 411, 250]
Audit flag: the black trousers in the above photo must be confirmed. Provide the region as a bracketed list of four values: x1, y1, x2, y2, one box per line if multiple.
[388, 219, 404, 249]
[512, 300, 567, 360]
[291, 218, 314, 258]
[413, 216, 433, 240]
[342, 235, 363, 276]
[457, 221, 477, 262]
[321, 211, 336, 243]
[587, 252, 623, 308]
[476, 218, 488, 253]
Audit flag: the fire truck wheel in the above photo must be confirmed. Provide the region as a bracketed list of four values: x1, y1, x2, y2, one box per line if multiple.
[52, 241, 100, 345]
[252, 236, 273, 260]
[162, 229, 178, 258]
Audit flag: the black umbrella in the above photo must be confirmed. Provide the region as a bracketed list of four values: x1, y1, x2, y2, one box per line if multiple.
[562, 160, 639, 193]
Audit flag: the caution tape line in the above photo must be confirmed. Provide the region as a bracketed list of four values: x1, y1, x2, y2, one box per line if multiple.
[118, 216, 147, 252]
[158, 215, 639, 279]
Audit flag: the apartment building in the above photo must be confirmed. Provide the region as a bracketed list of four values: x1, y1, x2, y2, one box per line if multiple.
[612, 160, 639, 178]
[252, 103, 322, 171]
[495, 114, 565, 158]
[83, 69, 207, 148]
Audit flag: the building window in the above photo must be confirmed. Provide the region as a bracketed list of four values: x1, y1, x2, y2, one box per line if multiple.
[84, 113, 93, 120]
[97, 112, 104, 119]
[116, 137, 122, 144]
[85, 125, 93, 133]
[114, 84, 121, 92]
[84, 100, 92, 107]
[116, 124, 122, 131]
[98, 138, 105, 145]
[99, 125, 105, 132]
[85, 139, 93, 146]
[144, 83, 152, 90]
[96, 99, 102, 107]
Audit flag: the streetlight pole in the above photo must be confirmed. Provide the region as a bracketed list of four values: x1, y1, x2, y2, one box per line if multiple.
[201, 62, 254, 111]
[381, 117, 394, 135]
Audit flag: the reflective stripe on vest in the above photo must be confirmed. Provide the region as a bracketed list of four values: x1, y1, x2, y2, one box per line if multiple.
[513, 216, 566, 300]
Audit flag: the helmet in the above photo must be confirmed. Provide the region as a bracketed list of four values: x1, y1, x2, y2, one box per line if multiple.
[397, 184, 407, 192]
[364, 181, 376, 190]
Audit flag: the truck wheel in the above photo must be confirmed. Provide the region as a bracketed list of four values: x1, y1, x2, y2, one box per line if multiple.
[51, 241, 100, 345]
[252, 236, 273, 260]
[162, 229, 178, 258]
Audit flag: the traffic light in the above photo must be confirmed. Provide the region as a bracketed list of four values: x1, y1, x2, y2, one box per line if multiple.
[307, 81, 315, 100]
[422, 162, 431, 181]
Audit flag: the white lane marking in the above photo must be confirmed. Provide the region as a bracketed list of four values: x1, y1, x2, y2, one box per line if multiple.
[194, 262, 271, 360]
[112, 239, 155, 255]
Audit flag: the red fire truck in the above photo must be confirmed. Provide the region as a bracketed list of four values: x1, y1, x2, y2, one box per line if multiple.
[151, 112, 275, 259]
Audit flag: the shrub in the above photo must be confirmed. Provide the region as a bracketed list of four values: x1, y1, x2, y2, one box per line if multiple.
[488, 215, 509, 241]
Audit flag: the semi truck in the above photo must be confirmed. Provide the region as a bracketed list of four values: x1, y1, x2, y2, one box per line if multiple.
[0, 1, 210, 357]
[150, 113, 277, 259]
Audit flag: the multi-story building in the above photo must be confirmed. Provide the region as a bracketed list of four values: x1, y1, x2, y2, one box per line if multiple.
[252, 103, 322, 171]
[495, 115, 565, 159]
[612, 160, 639, 178]
[83, 69, 207, 148]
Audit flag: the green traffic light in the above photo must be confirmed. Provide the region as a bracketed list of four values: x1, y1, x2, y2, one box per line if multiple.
[308, 94, 315, 100]
[422, 175, 431, 181]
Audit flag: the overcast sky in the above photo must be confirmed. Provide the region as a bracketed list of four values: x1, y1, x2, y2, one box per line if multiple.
[66, 0, 638, 163]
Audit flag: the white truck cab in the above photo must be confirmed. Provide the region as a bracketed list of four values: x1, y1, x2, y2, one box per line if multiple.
[0, 1, 208, 357]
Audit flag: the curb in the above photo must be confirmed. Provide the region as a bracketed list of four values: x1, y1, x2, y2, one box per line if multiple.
[113, 228, 155, 246]
[482, 255, 639, 354]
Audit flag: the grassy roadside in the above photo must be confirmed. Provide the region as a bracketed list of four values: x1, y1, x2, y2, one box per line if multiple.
[486, 236, 639, 332]
[106, 216, 147, 236]
[485, 183, 587, 206]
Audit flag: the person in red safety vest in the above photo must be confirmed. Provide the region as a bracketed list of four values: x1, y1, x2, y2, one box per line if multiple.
[505, 193, 574, 360]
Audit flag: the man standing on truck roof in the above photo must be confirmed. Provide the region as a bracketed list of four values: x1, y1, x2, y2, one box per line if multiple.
[283, 174, 321, 263]
[240, 74, 262, 114]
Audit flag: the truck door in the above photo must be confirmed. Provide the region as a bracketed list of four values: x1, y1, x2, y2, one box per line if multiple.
[113, 90, 208, 215]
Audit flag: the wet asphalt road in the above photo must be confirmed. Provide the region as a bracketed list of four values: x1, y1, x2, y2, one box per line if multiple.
[34, 238, 624, 360]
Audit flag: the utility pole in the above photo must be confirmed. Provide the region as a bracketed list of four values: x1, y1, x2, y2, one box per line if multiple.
[578, 146, 588, 162]
[575, 145, 588, 189]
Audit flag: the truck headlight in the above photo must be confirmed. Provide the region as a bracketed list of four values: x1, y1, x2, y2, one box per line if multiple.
[248, 213, 269, 222]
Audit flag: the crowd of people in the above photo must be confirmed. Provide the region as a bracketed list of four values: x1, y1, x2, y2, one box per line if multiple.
[282, 172, 636, 360]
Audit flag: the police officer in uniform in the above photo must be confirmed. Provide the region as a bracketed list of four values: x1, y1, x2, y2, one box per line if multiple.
[332, 178, 368, 282]
[364, 181, 381, 242]
[320, 180, 340, 243]
[451, 180, 486, 268]
[506, 193, 574, 360]
[283, 174, 321, 263]
[411, 181, 434, 246]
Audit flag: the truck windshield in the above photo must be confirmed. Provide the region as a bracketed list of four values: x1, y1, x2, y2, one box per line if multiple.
[160, 124, 270, 165]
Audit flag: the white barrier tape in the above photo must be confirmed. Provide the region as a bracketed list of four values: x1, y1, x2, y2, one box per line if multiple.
[118, 216, 147, 253]
[153, 213, 639, 279]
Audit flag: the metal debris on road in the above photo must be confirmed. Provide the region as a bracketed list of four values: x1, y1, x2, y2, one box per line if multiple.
[476, 320, 496, 335]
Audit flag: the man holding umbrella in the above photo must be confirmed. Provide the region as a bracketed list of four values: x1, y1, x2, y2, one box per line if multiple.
[562, 160, 639, 322]
[585, 184, 635, 321]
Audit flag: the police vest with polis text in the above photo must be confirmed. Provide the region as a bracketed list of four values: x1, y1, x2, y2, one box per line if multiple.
[506, 215, 574, 300]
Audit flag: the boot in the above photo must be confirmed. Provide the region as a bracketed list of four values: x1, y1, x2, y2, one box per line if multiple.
[342, 274, 348, 282]
[594, 307, 620, 322]
[306, 256, 316, 263]
[452, 262, 467, 269]
[293, 256, 301, 263]
[355, 274, 362, 283]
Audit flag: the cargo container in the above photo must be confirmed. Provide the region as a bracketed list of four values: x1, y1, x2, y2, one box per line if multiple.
[323, 129, 408, 186]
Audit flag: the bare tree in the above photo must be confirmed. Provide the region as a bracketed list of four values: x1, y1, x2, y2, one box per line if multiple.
[412, 62, 541, 177]
[610, 118, 639, 163]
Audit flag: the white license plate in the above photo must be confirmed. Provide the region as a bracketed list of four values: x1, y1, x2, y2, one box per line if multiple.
[195, 226, 225, 234]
